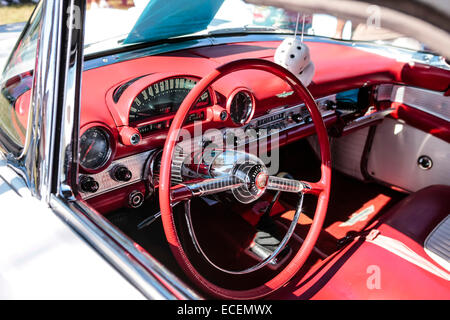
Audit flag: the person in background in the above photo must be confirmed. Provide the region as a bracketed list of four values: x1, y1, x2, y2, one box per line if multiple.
[87, 0, 109, 9]
[0, 0, 38, 6]
[252, 6, 313, 33]
[1, 0, 21, 6]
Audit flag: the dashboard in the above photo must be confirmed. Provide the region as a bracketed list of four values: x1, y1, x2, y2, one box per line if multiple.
[74, 38, 446, 213]
[8, 38, 449, 214]
[78, 83, 359, 211]
[77, 69, 376, 212]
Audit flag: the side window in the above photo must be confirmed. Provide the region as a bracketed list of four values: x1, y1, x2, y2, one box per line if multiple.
[0, 3, 42, 156]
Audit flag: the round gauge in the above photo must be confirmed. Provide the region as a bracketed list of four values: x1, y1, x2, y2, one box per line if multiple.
[79, 127, 112, 171]
[228, 90, 254, 125]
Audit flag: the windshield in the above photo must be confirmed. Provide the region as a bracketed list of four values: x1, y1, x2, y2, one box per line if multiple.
[84, 0, 428, 55]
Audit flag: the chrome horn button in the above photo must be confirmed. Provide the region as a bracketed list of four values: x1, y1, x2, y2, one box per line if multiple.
[231, 162, 269, 204]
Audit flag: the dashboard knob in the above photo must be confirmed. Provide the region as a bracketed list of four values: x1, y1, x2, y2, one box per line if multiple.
[291, 113, 303, 123]
[79, 175, 99, 193]
[220, 110, 228, 121]
[113, 165, 132, 182]
[119, 126, 142, 146]
[128, 190, 144, 208]
[304, 115, 312, 123]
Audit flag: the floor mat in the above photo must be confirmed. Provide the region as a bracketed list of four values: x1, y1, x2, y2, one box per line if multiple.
[326, 193, 392, 239]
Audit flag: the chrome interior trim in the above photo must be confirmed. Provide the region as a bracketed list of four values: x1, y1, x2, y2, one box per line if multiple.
[390, 85, 450, 122]
[184, 193, 303, 274]
[50, 195, 200, 300]
[375, 84, 394, 101]
[79, 150, 154, 200]
[227, 93, 336, 146]
[5, 0, 63, 200]
[343, 109, 394, 132]
[87, 95, 336, 200]
[173, 94, 336, 157]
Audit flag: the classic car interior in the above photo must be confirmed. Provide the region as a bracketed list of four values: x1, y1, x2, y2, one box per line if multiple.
[1, 0, 449, 299]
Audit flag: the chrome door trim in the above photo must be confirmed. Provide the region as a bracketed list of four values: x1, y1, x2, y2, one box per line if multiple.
[50, 194, 200, 300]
[391, 85, 450, 122]
[376, 84, 450, 122]
[2, 0, 64, 201]
[51, 0, 200, 300]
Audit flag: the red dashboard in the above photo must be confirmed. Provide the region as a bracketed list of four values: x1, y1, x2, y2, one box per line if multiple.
[79, 40, 448, 159]
[13, 39, 450, 213]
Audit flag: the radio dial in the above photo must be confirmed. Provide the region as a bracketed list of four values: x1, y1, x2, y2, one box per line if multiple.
[113, 165, 132, 182]
[79, 175, 99, 193]
[291, 113, 303, 123]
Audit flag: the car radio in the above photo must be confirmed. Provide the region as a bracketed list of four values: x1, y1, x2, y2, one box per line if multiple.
[224, 94, 337, 145]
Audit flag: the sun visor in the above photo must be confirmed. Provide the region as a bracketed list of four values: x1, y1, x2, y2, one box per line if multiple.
[124, 0, 224, 45]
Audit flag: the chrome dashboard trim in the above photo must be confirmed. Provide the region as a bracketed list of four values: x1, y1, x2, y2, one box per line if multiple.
[225, 93, 336, 146]
[392, 86, 450, 122]
[172, 94, 337, 160]
[79, 150, 155, 200]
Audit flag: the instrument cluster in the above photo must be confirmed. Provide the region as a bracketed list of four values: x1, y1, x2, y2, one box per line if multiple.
[129, 76, 212, 124]
[78, 75, 260, 177]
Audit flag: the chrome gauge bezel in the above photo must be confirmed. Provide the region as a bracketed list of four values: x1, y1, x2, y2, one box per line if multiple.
[227, 88, 255, 125]
[79, 125, 114, 173]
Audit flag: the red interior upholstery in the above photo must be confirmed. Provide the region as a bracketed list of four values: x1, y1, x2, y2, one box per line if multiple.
[382, 185, 450, 245]
[271, 185, 450, 299]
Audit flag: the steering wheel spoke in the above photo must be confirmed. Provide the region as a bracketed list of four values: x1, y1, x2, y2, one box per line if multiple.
[170, 176, 245, 202]
[266, 175, 311, 194]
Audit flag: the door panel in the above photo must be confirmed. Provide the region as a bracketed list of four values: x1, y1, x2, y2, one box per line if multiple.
[367, 118, 450, 192]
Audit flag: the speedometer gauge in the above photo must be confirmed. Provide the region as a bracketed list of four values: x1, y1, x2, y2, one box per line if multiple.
[79, 127, 112, 171]
[129, 77, 211, 123]
[228, 89, 254, 125]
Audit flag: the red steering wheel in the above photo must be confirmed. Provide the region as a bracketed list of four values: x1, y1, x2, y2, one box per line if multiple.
[159, 59, 331, 299]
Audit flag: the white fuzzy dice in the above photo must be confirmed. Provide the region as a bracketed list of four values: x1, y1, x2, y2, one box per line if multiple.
[274, 37, 315, 86]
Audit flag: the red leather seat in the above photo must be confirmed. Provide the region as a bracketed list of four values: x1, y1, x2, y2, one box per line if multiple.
[380, 184, 450, 246]
[276, 185, 450, 299]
